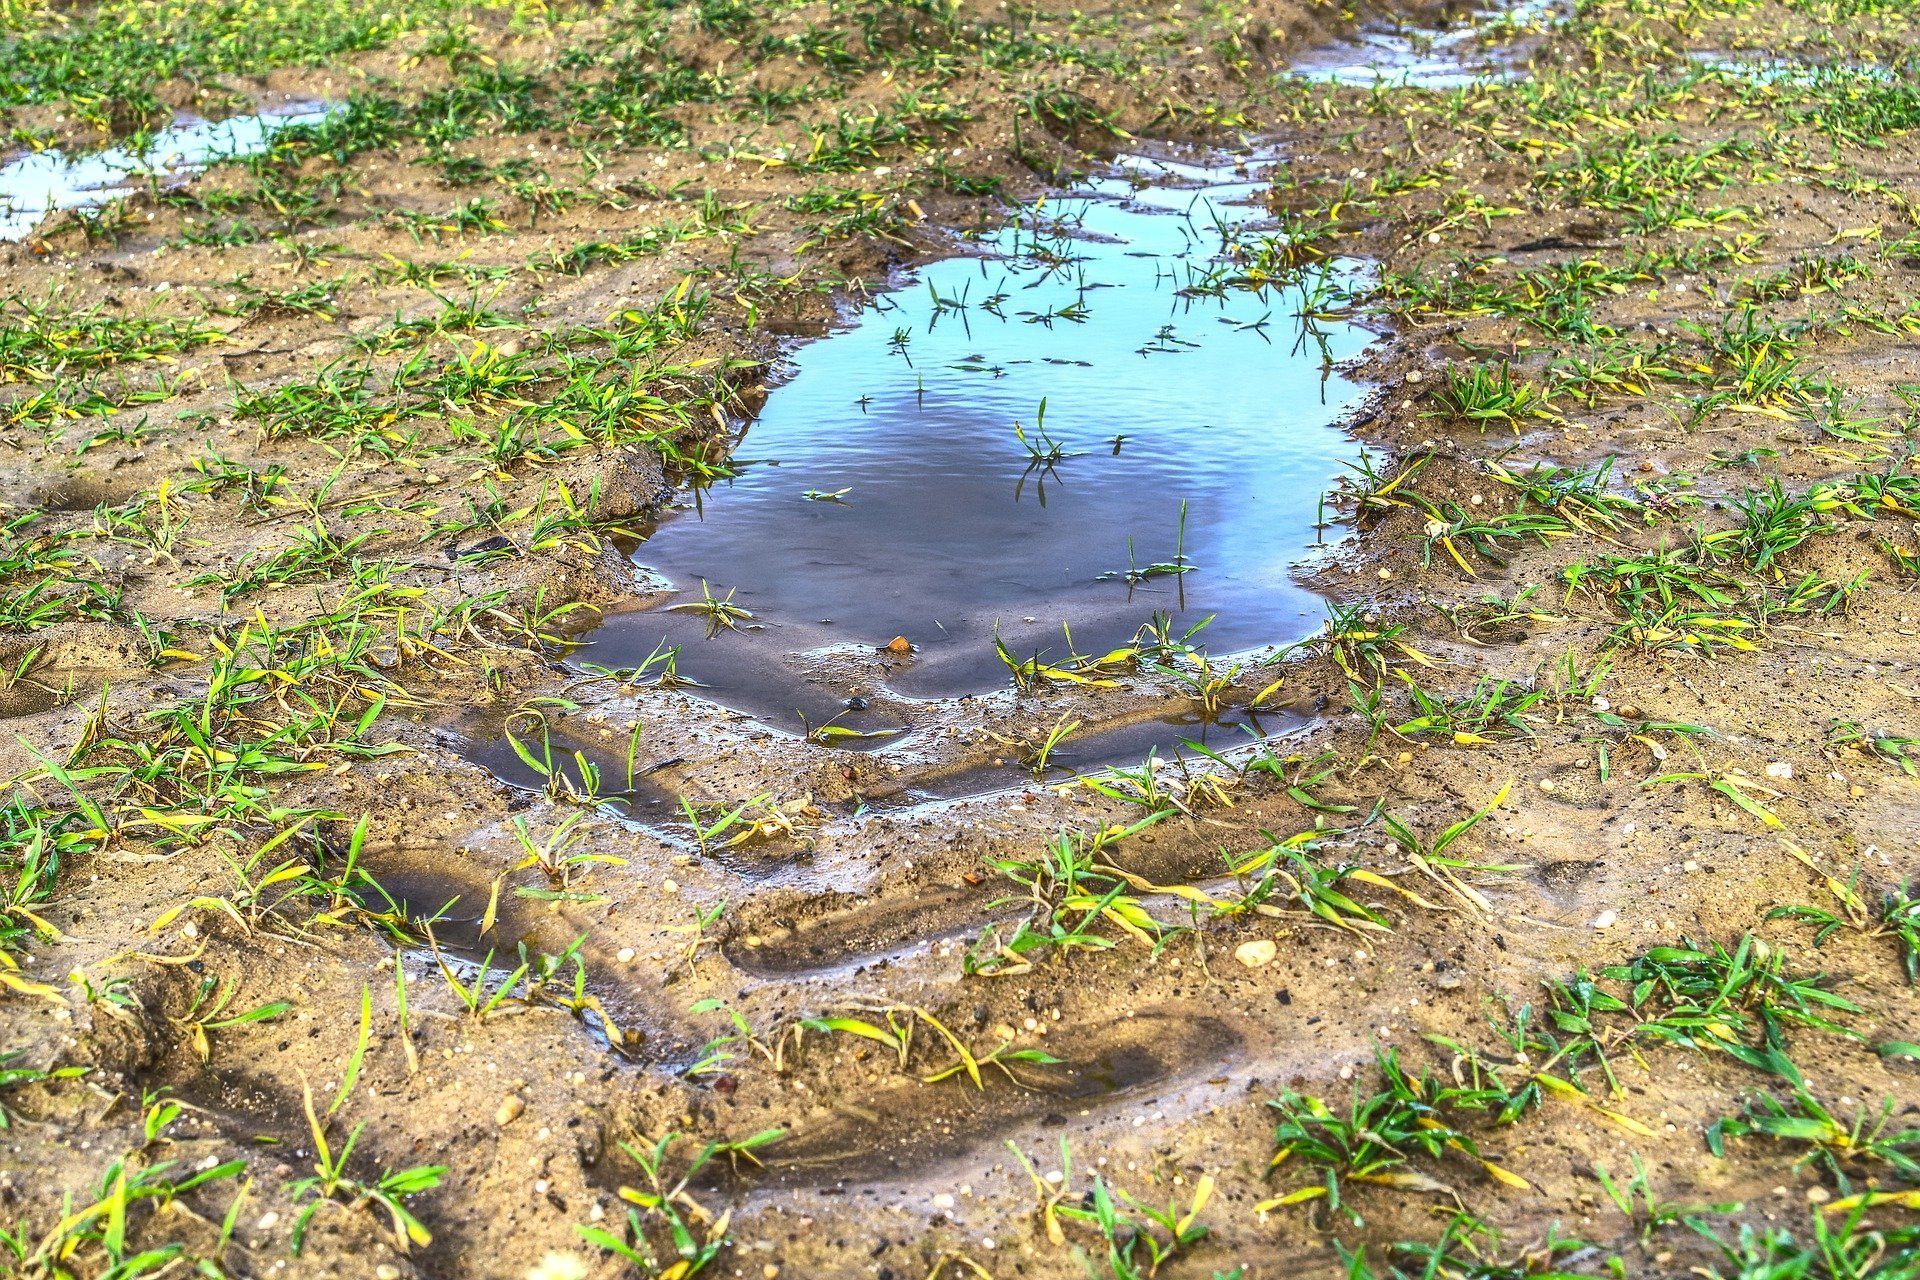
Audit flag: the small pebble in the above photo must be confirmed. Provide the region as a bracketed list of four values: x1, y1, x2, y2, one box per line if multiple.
[1235, 939, 1277, 968]
[1592, 910, 1619, 930]
[496, 1096, 526, 1126]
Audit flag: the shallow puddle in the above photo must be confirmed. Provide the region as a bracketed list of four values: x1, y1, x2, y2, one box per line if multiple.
[1684, 50, 1895, 83]
[1289, 0, 1557, 87]
[0, 100, 336, 239]
[576, 150, 1373, 741]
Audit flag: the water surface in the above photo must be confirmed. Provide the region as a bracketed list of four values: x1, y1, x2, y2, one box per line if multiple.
[578, 151, 1375, 735]
[0, 101, 335, 239]
[1289, 0, 1558, 87]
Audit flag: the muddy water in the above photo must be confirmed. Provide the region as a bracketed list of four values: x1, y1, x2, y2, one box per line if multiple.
[577, 151, 1374, 738]
[0, 100, 336, 239]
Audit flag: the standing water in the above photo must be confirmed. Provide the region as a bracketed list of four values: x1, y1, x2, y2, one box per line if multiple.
[0, 101, 337, 240]
[578, 151, 1376, 736]
[1289, 0, 1558, 87]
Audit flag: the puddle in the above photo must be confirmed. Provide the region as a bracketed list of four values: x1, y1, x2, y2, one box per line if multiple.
[0, 100, 337, 239]
[1289, 0, 1558, 87]
[575, 149, 1373, 742]
[1684, 51, 1895, 84]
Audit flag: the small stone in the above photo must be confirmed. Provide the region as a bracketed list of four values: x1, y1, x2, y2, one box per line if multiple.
[884, 636, 912, 654]
[1765, 761, 1794, 781]
[1538, 778, 1556, 793]
[527, 1254, 590, 1280]
[932, 1192, 956, 1210]
[1592, 910, 1619, 930]
[1235, 939, 1277, 968]
[616, 947, 636, 963]
[496, 1096, 526, 1126]
[763, 1267, 782, 1280]
[376, 1267, 400, 1280]
[1806, 1186, 1831, 1204]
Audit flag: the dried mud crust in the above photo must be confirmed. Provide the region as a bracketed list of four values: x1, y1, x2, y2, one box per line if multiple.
[3, 0, 1920, 1278]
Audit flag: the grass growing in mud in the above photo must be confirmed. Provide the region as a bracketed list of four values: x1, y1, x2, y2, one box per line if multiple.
[4, 0, 1920, 1275]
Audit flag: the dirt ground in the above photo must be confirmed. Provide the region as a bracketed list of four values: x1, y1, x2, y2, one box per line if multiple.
[2, 0, 1918, 1277]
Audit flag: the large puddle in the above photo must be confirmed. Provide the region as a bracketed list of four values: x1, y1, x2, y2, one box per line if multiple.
[575, 150, 1374, 737]
[0, 100, 335, 239]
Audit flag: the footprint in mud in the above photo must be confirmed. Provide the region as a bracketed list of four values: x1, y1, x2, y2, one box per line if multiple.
[33, 478, 130, 511]
[756, 1010, 1242, 1187]
[1533, 856, 1605, 898]
[719, 815, 1251, 981]
[1535, 762, 1611, 808]
[724, 884, 1008, 979]
[0, 681, 66, 719]
[363, 860, 495, 953]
